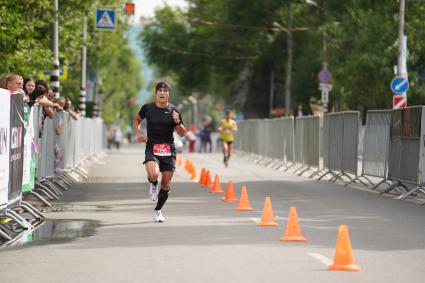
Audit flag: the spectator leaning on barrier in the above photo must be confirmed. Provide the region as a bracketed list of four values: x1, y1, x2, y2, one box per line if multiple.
[28, 80, 48, 107]
[35, 80, 55, 118]
[5, 73, 29, 102]
[47, 89, 64, 112]
[57, 97, 66, 110]
[64, 98, 79, 120]
[23, 77, 35, 98]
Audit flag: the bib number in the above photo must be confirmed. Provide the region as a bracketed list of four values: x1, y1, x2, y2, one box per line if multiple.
[153, 143, 171, 156]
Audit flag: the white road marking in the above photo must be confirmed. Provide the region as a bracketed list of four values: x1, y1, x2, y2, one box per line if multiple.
[249, 217, 260, 223]
[308, 252, 333, 266]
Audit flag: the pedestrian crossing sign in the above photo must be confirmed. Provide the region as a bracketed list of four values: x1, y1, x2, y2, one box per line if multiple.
[96, 8, 117, 31]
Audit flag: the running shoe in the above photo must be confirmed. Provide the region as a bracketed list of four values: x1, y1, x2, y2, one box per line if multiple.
[149, 182, 158, 201]
[154, 210, 165, 222]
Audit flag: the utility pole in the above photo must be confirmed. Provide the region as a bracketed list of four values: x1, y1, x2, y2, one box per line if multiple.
[50, 0, 60, 98]
[269, 69, 274, 118]
[284, 0, 293, 116]
[93, 76, 101, 118]
[397, 0, 406, 77]
[79, 15, 88, 116]
[321, 0, 330, 113]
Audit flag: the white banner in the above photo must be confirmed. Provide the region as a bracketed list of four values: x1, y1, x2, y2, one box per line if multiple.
[22, 106, 34, 189]
[419, 107, 425, 184]
[0, 89, 11, 206]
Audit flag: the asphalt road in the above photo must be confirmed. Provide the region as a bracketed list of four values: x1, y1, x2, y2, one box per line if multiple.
[1, 144, 424, 283]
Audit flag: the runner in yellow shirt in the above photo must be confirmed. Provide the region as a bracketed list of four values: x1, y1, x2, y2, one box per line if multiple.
[218, 110, 237, 167]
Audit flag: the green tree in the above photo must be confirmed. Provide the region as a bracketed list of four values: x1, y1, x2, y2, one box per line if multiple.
[0, 0, 143, 126]
[139, 0, 425, 116]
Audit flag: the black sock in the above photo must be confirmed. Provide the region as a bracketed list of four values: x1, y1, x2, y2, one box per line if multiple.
[155, 189, 169, 211]
[148, 179, 158, 186]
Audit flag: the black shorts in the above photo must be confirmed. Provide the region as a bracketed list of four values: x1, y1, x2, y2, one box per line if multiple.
[143, 150, 176, 172]
[221, 139, 233, 145]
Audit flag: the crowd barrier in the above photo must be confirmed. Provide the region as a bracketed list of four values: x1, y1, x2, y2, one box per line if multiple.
[233, 117, 295, 169]
[347, 110, 391, 188]
[235, 107, 425, 204]
[0, 89, 106, 246]
[293, 116, 320, 176]
[319, 111, 360, 182]
[383, 106, 425, 199]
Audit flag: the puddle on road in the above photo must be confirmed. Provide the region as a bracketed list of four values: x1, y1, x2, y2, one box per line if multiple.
[1, 219, 97, 249]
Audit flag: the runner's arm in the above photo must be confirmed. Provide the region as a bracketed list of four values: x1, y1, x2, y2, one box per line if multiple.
[217, 120, 223, 133]
[133, 114, 147, 143]
[172, 110, 186, 137]
[175, 123, 186, 137]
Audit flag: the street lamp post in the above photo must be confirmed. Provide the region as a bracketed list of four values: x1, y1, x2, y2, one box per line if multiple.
[79, 15, 88, 116]
[269, 69, 274, 118]
[397, 0, 406, 77]
[275, 1, 326, 116]
[284, 0, 294, 116]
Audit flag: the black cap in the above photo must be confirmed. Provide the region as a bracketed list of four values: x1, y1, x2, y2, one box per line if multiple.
[155, 81, 171, 93]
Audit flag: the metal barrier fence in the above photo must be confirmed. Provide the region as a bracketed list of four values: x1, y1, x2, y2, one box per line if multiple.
[236, 111, 359, 183]
[293, 116, 320, 175]
[283, 117, 295, 166]
[235, 107, 425, 203]
[318, 111, 359, 182]
[234, 117, 295, 167]
[347, 110, 391, 188]
[383, 106, 425, 199]
[1, 89, 106, 244]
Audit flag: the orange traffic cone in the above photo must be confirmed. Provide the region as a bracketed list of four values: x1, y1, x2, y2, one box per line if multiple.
[199, 168, 206, 184]
[235, 186, 253, 211]
[328, 225, 360, 272]
[191, 166, 197, 180]
[204, 171, 212, 189]
[177, 156, 182, 167]
[257, 197, 278, 226]
[186, 161, 192, 173]
[280, 206, 307, 241]
[222, 180, 238, 202]
[185, 160, 190, 172]
[211, 175, 224, 193]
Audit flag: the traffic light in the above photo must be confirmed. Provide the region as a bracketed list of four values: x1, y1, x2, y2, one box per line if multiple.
[124, 3, 135, 15]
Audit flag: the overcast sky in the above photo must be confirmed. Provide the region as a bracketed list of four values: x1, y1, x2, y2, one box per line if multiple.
[132, 0, 188, 22]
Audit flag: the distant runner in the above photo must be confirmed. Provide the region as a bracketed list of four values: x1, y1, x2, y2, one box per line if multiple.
[133, 81, 186, 222]
[218, 110, 237, 167]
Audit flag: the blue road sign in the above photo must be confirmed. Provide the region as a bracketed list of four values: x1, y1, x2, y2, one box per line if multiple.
[96, 8, 116, 31]
[391, 76, 409, 95]
[318, 69, 332, 83]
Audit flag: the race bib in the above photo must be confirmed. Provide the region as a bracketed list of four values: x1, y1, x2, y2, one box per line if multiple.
[153, 143, 171, 156]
